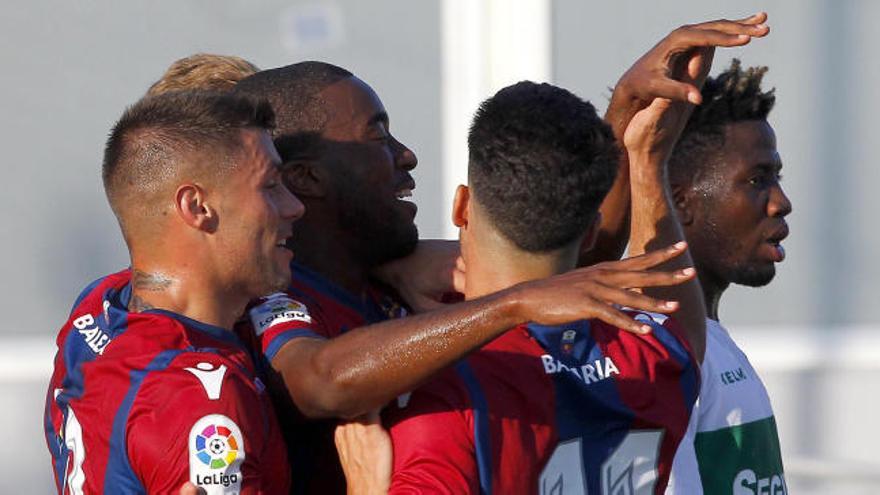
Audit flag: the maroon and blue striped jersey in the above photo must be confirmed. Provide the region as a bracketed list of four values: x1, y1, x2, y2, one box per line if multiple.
[45, 269, 290, 494]
[386, 311, 699, 495]
[239, 261, 406, 494]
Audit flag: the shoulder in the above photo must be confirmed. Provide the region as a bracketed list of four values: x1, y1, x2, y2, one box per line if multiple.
[68, 268, 131, 317]
[246, 292, 313, 337]
[596, 310, 693, 363]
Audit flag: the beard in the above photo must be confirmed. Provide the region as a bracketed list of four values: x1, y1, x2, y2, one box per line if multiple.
[336, 195, 419, 267]
[725, 260, 776, 287]
[697, 217, 777, 288]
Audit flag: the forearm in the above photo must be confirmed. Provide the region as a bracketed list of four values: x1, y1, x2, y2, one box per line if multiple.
[276, 288, 523, 418]
[580, 92, 638, 267]
[628, 150, 706, 360]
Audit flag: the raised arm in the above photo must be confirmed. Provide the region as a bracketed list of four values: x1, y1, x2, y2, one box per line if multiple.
[580, 12, 770, 267]
[623, 14, 770, 361]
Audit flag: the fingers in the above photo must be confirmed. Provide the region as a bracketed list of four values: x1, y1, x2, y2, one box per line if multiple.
[697, 11, 768, 30]
[668, 27, 755, 51]
[680, 12, 769, 38]
[593, 266, 696, 290]
[646, 78, 702, 104]
[607, 241, 689, 271]
[586, 298, 655, 335]
[588, 282, 680, 314]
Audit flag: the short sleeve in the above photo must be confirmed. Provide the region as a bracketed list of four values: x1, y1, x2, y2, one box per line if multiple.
[244, 292, 328, 360]
[122, 355, 277, 494]
[385, 369, 480, 494]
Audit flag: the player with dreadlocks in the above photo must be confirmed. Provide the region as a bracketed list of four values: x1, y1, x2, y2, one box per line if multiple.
[665, 59, 791, 494]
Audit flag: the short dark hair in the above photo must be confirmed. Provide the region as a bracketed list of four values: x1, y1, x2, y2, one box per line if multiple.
[103, 90, 275, 235]
[468, 81, 618, 252]
[669, 59, 776, 186]
[234, 61, 352, 158]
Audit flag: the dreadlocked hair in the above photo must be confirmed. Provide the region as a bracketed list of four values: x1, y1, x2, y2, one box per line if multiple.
[669, 59, 776, 186]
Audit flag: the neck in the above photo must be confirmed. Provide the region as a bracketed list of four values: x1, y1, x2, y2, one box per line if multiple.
[128, 260, 247, 330]
[464, 237, 579, 300]
[289, 215, 371, 295]
[696, 265, 728, 321]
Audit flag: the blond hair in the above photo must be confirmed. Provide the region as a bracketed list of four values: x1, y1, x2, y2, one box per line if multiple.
[147, 53, 259, 95]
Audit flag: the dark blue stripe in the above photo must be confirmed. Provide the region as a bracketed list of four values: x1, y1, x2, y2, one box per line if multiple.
[264, 328, 326, 360]
[104, 349, 185, 494]
[68, 274, 110, 317]
[54, 282, 131, 490]
[455, 361, 492, 495]
[292, 262, 387, 322]
[44, 389, 67, 489]
[648, 318, 691, 368]
[144, 308, 245, 349]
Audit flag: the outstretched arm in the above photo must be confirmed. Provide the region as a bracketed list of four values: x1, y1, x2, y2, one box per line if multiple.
[623, 13, 770, 361]
[580, 12, 770, 266]
[271, 244, 695, 419]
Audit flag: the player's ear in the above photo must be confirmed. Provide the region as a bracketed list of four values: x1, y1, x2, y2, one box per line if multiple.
[671, 183, 694, 226]
[452, 184, 470, 228]
[282, 160, 326, 199]
[176, 183, 218, 233]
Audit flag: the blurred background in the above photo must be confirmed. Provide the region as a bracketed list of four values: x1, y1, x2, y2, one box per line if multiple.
[2, 0, 878, 492]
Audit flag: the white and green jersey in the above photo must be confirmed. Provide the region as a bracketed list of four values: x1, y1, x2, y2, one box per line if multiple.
[666, 318, 787, 495]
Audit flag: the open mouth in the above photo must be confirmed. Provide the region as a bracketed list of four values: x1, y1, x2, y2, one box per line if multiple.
[276, 234, 294, 253]
[394, 178, 416, 201]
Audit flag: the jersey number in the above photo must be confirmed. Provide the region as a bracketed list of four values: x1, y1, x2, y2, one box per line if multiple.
[540, 430, 663, 495]
[63, 406, 87, 495]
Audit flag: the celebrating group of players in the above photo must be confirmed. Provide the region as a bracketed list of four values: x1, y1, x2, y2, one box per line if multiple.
[44, 11, 792, 495]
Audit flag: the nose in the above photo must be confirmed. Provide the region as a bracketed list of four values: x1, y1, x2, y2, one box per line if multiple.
[280, 185, 306, 222]
[393, 137, 418, 172]
[768, 183, 792, 218]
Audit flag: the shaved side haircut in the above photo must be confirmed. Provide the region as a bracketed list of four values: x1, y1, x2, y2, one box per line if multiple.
[102, 91, 275, 243]
[468, 81, 618, 252]
[669, 59, 776, 187]
[147, 53, 259, 96]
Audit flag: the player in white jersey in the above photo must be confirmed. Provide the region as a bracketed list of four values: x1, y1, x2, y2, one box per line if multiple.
[664, 60, 792, 495]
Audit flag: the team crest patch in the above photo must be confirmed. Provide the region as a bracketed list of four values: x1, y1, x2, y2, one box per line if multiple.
[561, 329, 578, 355]
[189, 414, 244, 494]
[249, 293, 311, 336]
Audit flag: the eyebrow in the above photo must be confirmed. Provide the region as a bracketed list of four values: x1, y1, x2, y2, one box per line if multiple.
[367, 111, 389, 127]
[755, 161, 783, 173]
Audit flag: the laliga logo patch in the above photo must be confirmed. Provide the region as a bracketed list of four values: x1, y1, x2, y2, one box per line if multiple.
[249, 293, 312, 336]
[189, 414, 244, 494]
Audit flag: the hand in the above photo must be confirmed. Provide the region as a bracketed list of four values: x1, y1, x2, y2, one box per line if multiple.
[512, 242, 696, 334]
[179, 482, 206, 495]
[373, 240, 463, 312]
[335, 410, 392, 495]
[606, 12, 769, 137]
